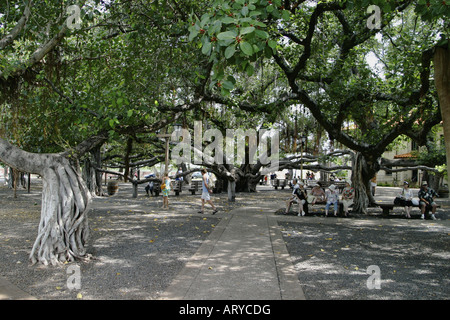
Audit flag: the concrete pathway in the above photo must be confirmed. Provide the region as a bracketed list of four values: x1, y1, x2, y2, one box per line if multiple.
[160, 201, 305, 300]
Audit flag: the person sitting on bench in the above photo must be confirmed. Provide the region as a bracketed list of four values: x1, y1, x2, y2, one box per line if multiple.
[341, 180, 354, 217]
[396, 181, 413, 218]
[285, 179, 308, 216]
[418, 181, 438, 220]
[309, 183, 326, 205]
[325, 184, 339, 217]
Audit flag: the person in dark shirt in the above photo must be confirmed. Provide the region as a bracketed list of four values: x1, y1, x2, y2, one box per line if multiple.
[285, 179, 307, 216]
[418, 181, 438, 220]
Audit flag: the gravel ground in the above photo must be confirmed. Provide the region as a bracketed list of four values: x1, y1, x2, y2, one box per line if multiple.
[279, 212, 450, 300]
[1, 181, 449, 300]
[0, 181, 237, 300]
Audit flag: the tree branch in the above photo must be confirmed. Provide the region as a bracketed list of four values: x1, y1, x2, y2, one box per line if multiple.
[0, 1, 32, 50]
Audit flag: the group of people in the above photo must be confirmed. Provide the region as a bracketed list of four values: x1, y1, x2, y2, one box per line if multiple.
[285, 179, 439, 219]
[396, 181, 438, 219]
[147, 169, 218, 214]
[285, 180, 355, 217]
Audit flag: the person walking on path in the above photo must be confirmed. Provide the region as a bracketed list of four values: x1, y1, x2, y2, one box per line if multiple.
[418, 181, 438, 220]
[341, 180, 354, 217]
[199, 169, 218, 214]
[325, 184, 339, 217]
[161, 174, 172, 209]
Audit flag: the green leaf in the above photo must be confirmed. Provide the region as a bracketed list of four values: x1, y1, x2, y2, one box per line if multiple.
[222, 80, 234, 90]
[221, 87, 231, 96]
[249, 10, 262, 17]
[188, 30, 198, 41]
[246, 64, 254, 76]
[217, 30, 238, 40]
[200, 14, 210, 27]
[225, 44, 236, 59]
[241, 5, 249, 16]
[221, 16, 236, 24]
[240, 26, 255, 35]
[227, 75, 236, 85]
[239, 41, 253, 56]
[202, 41, 212, 55]
[255, 29, 269, 39]
[268, 39, 277, 48]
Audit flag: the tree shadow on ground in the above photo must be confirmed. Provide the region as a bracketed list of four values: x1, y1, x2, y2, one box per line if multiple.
[279, 219, 450, 300]
[0, 184, 220, 299]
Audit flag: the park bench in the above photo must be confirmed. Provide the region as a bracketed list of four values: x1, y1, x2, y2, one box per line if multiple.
[288, 198, 346, 216]
[305, 180, 346, 193]
[377, 201, 440, 217]
[189, 180, 202, 195]
[173, 180, 183, 196]
[273, 179, 287, 190]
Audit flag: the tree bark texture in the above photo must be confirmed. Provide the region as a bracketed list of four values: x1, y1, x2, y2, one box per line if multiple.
[434, 45, 450, 197]
[351, 153, 378, 213]
[0, 138, 91, 265]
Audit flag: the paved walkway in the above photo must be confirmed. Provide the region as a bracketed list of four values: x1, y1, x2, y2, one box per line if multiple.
[0, 276, 36, 300]
[159, 201, 305, 300]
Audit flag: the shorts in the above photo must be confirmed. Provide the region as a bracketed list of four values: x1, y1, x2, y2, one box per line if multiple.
[288, 196, 305, 204]
[420, 201, 436, 208]
[201, 192, 211, 201]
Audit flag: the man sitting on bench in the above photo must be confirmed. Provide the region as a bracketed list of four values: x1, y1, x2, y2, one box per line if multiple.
[418, 181, 438, 220]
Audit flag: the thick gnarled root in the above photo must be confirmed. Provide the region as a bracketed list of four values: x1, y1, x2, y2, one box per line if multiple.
[30, 162, 91, 266]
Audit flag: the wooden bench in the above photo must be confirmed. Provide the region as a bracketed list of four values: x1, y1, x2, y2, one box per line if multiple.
[378, 202, 440, 217]
[173, 180, 183, 196]
[288, 198, 346, 216]
[304, 180, 346, 193]
[189, 180, 202, 195]
[273, 179, 287, 190]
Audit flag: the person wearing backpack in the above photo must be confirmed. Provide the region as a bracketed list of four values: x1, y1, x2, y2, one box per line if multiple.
[198, 169, 218, 214]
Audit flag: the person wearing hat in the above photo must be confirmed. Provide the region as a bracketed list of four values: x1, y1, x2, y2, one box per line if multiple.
[418, 181, 438, 220]
[309, 183, 326, 205]
[325, 184, 339, 217]
[341, 180, 354, 217]
[285, 179, 307, 216]
[398, 181, 414, 218]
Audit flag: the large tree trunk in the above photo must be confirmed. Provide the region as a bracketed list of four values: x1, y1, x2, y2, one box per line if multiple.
[351, 152, 378, 213]
[83, 146, 104, 196]
[434, 44, 450, 197]
[0, 138, 91, 265]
